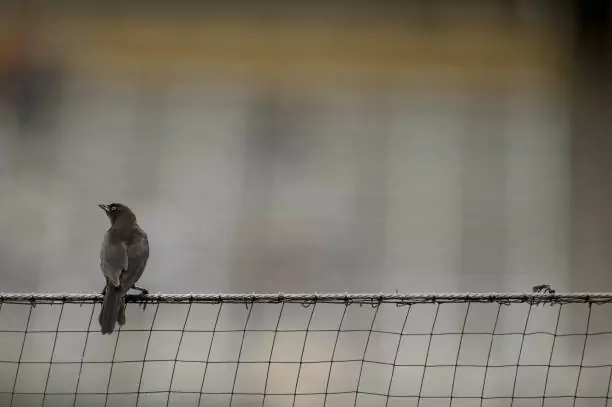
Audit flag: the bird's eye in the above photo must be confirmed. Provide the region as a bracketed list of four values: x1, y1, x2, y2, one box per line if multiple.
[110, 206, 117, 212]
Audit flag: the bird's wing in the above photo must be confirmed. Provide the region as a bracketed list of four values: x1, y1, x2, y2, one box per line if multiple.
[100, 231, 128, 287]
[122, 233, 149, 291]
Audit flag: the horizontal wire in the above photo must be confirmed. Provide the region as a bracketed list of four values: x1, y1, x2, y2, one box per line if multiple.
[0, 291, 611, 304]
[3, 329, 607, 336]
[1, 359, 609, 368]
[3, 390, 609, 399]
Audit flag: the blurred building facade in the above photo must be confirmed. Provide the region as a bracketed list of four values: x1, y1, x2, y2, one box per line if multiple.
[0, 1, 605, 296]
[4, 2, 612, 404]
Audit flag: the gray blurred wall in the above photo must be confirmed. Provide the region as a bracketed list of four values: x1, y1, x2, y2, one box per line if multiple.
[1, 3, 612, 405]
[0, 79, 570, 295]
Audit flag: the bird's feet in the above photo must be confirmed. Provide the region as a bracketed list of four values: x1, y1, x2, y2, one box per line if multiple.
[132, 285, 149, 295]
[131, 285, 149, 311]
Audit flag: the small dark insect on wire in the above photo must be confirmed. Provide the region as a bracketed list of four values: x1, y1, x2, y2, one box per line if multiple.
[532, 284, 556, 294]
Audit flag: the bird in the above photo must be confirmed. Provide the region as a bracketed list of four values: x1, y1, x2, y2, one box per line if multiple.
[98, 203, 149, 334]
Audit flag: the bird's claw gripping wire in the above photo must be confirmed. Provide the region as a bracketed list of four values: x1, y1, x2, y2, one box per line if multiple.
[131, 285, 149, 311]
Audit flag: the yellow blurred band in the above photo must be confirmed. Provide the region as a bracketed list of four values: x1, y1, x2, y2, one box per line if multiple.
[0, 15, 565, 89]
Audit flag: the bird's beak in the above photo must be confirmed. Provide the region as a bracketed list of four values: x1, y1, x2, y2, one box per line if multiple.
[98, 204, 110, 214]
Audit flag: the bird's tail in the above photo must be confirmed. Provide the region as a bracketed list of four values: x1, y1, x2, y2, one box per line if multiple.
[99, 281, 123, 334]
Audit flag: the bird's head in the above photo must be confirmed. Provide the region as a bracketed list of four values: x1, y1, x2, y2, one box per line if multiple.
[98, 203, 136, 225]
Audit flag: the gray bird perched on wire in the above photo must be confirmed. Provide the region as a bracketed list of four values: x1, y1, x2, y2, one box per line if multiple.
[98, 203, 149, 335]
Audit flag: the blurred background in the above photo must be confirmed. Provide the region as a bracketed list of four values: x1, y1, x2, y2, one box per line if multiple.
[1, 0, 595, 295]
[2, 0, 612, 405]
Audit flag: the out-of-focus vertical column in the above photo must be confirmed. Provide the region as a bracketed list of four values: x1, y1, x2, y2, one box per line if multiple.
[569, 0, 612, 290]
[347, 89, 392, 288]
[385, 90, 465, 292]
[568, 1, 612, 397]
[458, 93, 508, 292]
[502, 88, 569, 291]
[127, 85, 166, 205]
[228, 88, 284, 293]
